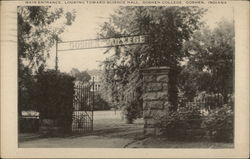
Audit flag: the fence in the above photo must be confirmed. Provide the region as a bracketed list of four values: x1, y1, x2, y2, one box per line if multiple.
[178, 93, 226, 114]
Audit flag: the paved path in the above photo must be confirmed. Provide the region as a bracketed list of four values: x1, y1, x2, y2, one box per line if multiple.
[18, 110, 233, 148]
[19, 111, 144, 148]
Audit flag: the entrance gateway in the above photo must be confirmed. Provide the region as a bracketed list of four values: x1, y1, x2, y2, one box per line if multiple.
[56, 35, 170, 135]
[55, 35, 148, 71]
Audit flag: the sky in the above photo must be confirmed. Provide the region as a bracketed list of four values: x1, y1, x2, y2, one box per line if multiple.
[46, 6, 233, 73]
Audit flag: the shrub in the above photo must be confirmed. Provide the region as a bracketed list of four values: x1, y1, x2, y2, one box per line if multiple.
[123, 100, 142, 124]
[93, 94, 110, 110]
[203, 105, 234, 142]
[35, 69, 75, 134]
[161, 108, 203, 140]
[162, 96, 233, 142]
[161, 112, 188, 139]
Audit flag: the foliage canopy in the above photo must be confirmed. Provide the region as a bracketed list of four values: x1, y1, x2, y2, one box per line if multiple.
[99, 6, 207, 109]
[179, 20, 234, 102]
[18, 6, 76, 70]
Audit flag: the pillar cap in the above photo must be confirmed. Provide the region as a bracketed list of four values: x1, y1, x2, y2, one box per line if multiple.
[140, 66, 170, 74]
[140, 66, 170, 71]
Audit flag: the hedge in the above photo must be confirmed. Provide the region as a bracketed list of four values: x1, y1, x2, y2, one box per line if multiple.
[35, 69, 75, 134]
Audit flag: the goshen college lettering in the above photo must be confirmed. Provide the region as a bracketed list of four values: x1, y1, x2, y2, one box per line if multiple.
[59, 35, 148, 51]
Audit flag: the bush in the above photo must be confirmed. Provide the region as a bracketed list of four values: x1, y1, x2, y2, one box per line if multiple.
[161, 112, 188, 139]
[203, 105, 234, 142]
[35, 69, 75, 134]
[162, 104, 234, 142]
[123, 100, 142, 124]
[93, 94, 110, 110]
[161, 108, 203, 140]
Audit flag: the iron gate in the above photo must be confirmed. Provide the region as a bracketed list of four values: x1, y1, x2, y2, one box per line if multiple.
[72, 81, 94, 133]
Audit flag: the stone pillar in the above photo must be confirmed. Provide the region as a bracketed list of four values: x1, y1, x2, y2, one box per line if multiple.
[141, 66, 171, 136]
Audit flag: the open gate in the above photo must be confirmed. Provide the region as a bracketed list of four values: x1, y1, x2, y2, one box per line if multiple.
[72, 81, 94, 133]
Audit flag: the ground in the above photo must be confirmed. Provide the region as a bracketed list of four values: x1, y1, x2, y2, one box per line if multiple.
[19, 110, 233, 148]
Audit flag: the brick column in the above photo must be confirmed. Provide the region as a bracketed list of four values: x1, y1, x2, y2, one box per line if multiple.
[141, 66, 171, 136]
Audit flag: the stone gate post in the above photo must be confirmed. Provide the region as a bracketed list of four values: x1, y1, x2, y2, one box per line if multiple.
[141, 66, 171, 136]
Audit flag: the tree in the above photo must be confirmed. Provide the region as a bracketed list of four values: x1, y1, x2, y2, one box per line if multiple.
[18, 6, 76, 70]
[180, 20, 234, 102]
[18, 6, 76, 114]
[99, 6, 206, 111]
[69, 68, 91, 82]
